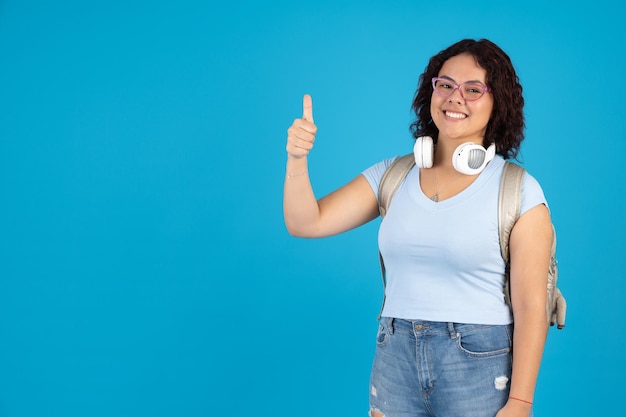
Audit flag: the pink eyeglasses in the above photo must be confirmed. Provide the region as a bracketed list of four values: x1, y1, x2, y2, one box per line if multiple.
[431, 77, 491, 101]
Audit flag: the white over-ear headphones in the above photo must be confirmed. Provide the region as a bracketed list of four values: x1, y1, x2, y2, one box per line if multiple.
[413, 136, 496, 175]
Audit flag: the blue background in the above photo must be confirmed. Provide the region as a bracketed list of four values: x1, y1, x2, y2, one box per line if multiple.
[0, 1, 624, 416]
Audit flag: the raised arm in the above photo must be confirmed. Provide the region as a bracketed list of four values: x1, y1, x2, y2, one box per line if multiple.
[496, 203, 552, 417]
[283, 94, 380, 238]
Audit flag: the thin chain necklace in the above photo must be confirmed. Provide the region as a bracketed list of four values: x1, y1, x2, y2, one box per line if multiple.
[430, 166, 467, 202]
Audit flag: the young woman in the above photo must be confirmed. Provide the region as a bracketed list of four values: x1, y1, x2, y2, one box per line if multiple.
[283, 39, 551, 417]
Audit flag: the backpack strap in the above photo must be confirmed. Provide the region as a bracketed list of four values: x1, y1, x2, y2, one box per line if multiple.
[378, 154, 415, 218]
[498, 162, 525, 307]
[498, 162, 525, 264]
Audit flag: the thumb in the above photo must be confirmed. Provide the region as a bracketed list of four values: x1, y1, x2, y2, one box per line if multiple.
[302, 94, 314, 123]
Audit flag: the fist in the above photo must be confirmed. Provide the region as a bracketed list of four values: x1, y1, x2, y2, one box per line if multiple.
[286, 94, 317, 159]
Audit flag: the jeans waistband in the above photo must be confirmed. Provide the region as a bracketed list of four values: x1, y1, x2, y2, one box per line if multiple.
[382, 317, 511, 339]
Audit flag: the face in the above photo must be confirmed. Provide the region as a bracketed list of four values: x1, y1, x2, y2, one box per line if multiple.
[430, 53, 493, 145]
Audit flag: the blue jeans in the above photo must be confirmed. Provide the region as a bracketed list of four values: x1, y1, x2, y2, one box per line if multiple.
[369, 318, 531, 417]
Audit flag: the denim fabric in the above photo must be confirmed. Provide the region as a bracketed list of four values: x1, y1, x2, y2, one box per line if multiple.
[369, 318, 533, 417]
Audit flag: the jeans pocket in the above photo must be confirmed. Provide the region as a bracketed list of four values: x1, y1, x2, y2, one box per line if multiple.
[456, 325, 512, 358]
[376, 318, 392, 347]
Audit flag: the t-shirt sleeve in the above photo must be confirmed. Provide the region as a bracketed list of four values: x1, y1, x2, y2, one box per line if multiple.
[521, 171, 549, 215]
[361, 157, 399, 201]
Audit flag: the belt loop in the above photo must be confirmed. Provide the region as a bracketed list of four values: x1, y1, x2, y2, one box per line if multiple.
[447, 322, 457, 339]
[388, 318, 395, 335]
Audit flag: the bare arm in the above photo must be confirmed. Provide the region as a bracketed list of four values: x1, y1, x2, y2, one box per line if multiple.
[496, 203, 552, 417]
[283, 95, 380, 238]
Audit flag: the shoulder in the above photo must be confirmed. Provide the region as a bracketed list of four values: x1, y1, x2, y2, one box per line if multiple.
[518, 166, 549, 215]
[361, 156, 401, 199]
[494, 158, 548, 215]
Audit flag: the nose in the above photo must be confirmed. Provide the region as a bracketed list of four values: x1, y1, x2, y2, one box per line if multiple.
[448, 86, 465, 103]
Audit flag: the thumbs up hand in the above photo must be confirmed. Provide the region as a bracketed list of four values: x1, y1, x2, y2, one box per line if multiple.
[286, 94, 317, 159]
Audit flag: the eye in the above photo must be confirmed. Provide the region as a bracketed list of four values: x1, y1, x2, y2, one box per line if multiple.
[465, 85, 483, 94]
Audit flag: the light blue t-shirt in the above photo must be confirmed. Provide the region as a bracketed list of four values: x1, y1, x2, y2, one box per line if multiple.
[362, 155, 547, 325]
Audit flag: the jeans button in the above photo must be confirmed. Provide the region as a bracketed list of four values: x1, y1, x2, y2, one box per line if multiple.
[415, 324, 424, 331]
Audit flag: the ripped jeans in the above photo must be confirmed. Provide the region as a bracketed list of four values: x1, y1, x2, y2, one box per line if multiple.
[369, 318, 531, 417]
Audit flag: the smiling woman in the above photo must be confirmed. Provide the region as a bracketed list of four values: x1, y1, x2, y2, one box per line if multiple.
[284, 38, 552, 417]
[429, 53, 494, 147]
[0, 0, 621, 414]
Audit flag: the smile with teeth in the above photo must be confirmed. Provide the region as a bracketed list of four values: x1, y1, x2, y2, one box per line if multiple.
[445, 111, 467, 119]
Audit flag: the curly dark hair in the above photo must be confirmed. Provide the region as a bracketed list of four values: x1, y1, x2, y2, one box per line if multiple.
[409, 39, 525, 160]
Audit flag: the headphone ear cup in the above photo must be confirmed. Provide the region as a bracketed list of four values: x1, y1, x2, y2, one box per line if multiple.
[452, 142, 496, 175]
[413, 136, 434, 168]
